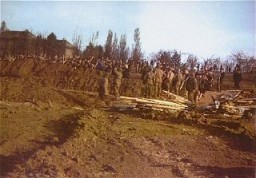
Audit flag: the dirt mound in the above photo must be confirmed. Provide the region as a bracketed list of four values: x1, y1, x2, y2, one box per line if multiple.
[0, 77, 103, 108]
[0, 77, 67, 104]
[0, 59, 35, 77]
[0, 60, 143, 97]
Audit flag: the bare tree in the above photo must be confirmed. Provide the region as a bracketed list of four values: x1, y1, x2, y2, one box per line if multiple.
[90, 31, 99, 46]
[72, 28, 83, 56]
[171, 50, 181, 68]
[223, 58, 235, 72]
[231, 51, 256, 72]
[186, 54, 198, 70]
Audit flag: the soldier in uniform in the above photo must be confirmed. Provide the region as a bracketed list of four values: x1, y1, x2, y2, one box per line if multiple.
[113, 66, 123, 100]
[165, 67, 175, 97]
[154, 64, 164, 98]
[144, 67, 154, 98]
[173, 69, 183, 96]
[185, 70, 198, 104]
[99, 72, 109, 99]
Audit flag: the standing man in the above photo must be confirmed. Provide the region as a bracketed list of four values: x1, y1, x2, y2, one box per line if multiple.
[173, 69, 183, 96]
[113, 66, 123, 100]
[99, 72, 109, 99]
[217, 68, 225, 92]
[144, 67, 154, 98]
[233, 66, 242, 89]
[165, 67, 175, 97]
[154, 64, 164, 98]
[186, 70, 198, 104]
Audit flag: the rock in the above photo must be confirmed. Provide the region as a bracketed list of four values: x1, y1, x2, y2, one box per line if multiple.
[52, 136, 59, 143]
[61, 151, 68, 156]
[102, 164, 116, 173]
[72, 157, 79, 163]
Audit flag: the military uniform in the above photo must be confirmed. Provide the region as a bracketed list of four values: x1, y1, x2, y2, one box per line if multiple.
[154, 67, 164, 98]
[144, 69, 154, 98]
[99, 73, 109, 99]
[165, 69, 174, 96]
[113, 67, 123, 100]
[186, 75, 198, 104]
[173, 72, 183, 95]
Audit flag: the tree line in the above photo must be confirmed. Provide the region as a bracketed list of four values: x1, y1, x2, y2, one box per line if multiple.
[1, 20, 255, 72]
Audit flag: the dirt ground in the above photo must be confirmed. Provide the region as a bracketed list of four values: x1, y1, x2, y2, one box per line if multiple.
[0, 60, 255, 178]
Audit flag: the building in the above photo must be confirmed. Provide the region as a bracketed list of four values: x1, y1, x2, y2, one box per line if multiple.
[57, 39, 75, 58]
[0, 30, 36, 57]
[0, 30, 75, 58]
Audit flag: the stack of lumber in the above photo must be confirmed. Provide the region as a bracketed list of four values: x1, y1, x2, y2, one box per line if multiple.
[115, 96, 188, 112]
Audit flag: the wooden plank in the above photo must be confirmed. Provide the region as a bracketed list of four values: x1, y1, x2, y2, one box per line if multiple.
[120, 96, 187, 107]
[137, 103, 186, 110]
[135, 98, 187, 108]
[162, 90, 190, 104]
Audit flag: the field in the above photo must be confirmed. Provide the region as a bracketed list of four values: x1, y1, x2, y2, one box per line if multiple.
[0, 59, 255, 178]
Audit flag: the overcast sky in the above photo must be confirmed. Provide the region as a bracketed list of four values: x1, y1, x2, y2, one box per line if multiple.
[1, 0, 255, 60]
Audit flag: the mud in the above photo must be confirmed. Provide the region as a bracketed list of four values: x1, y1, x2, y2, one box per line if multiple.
[0, 59, 255, 178]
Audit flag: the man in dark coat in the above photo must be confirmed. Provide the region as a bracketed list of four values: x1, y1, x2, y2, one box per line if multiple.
[233, 67, 242, 89]
[186, 71, 198, 104]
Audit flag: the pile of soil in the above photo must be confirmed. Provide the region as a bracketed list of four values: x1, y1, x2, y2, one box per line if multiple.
[0, 60, 143, 97]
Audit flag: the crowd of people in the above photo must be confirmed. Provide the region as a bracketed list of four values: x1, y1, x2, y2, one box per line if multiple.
[101, 56, 256, 106]
[1, 54, 253, 104]
[98, 60, 246, 104]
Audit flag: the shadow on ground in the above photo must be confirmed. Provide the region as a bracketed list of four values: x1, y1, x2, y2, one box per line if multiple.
[0, 113, 83, 177]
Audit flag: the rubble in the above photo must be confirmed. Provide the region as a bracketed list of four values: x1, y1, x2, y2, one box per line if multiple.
[203, 90, 256, 119]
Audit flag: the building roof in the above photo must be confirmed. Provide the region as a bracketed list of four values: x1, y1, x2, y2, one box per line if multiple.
[0, 30, 36, 39]
[0, 30, 75, 49]
[57, 39, 74, 49]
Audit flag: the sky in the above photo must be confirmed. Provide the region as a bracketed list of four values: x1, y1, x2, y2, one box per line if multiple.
[1, 0, 255, 60]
